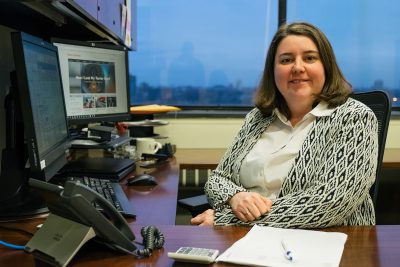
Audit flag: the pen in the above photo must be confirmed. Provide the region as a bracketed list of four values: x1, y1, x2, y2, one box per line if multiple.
[281, 239, 294, 261]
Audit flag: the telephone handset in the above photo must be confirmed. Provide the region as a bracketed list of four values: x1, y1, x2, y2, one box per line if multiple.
[27, 179, 164, 267]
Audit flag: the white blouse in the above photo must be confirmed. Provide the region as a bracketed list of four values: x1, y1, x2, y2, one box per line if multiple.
[239, 102, 334, 200]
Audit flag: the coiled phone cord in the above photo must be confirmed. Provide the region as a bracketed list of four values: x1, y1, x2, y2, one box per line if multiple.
[134, 225, 165, 258]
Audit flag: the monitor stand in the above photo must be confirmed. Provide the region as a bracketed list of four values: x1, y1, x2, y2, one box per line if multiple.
[0, 79, 48, 218]
[0, 147, 48, 217]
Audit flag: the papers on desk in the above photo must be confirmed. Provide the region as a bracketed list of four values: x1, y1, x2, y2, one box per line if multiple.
[130, 104, 181, 114]
[216, 225, 347, 267]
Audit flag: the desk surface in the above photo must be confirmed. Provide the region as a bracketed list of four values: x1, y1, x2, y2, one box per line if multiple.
[1, 153, 400, 266]
[0, 220, 400, 267]
[69, 150, 180, 225]
[175, 148, 225, 169]
[125, 158, 179, 225]
[382, 148, 400, 168]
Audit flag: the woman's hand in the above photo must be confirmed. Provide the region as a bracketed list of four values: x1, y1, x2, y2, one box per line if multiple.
[190, 209, 215, 226]
[228, 192, 272, 222]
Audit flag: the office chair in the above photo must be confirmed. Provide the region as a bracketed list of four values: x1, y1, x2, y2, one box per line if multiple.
[178, 91, 392, 216]
[351, 90, 391, 208]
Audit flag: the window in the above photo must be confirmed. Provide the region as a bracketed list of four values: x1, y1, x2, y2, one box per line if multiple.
[129, 0, 278, 108]
[129, 0, 399, 109]
[287, 0, 400, 108]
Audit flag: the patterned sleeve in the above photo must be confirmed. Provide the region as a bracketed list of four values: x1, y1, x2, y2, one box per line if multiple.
[213, 104, 379, 228]
[204, 108, 268, 211]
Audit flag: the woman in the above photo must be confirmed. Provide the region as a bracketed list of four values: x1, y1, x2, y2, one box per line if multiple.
[191, 22, 378, 228]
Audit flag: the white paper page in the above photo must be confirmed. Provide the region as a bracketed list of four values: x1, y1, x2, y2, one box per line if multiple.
[216, 225, 347, 267]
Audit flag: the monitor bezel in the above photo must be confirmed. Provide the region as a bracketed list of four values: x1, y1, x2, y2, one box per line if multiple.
[52, 38, 131, 126]
[12, 32, 71, 182]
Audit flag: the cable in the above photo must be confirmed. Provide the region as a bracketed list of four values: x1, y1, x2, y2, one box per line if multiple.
[0, 240, 26, 250]
[134, 226, 165, 258]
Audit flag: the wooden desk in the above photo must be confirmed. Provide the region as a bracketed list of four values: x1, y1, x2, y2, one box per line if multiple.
[176, 148, 400, 169]
[125, 158, 179, 225]
[69, 150, 180, 225]
[175, 149, 225, 170]
[1, 220, 400, 267]
[1, 152, 400, 266]
[383, 148, 400, 168]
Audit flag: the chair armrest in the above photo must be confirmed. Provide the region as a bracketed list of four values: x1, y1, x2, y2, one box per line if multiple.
[178, 195, 211, 217]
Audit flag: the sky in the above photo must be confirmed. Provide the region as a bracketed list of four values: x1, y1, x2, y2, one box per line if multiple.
[130, 0, 276, 88]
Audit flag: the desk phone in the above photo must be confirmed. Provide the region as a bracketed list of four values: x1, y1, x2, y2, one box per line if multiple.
[27, 179, 164, 267]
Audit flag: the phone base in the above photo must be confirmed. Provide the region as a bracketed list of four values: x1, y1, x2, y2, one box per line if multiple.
[25, 213, 96, 267]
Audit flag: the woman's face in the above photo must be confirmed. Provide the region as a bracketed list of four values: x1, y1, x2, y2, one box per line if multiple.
[274, 35, 325, 110]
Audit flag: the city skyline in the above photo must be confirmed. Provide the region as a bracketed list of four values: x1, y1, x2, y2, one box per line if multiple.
[129, 0, 400, 106]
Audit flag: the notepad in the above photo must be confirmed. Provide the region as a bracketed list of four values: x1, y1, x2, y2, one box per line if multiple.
[216, 225, 347, 267]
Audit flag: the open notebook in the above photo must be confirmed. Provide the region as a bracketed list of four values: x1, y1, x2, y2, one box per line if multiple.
[216, 225, 347, 267]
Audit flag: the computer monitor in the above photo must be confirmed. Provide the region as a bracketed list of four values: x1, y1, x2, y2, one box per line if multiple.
[52, 39, 131, 125]
[12, 32, 71, 181]
[0, 32, 70, 216]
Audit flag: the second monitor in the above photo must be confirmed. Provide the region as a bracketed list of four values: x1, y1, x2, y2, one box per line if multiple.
[53, 39, 135, 177]
[53, 39, 131, 125]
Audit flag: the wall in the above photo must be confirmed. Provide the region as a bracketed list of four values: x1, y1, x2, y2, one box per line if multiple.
[385, 119, 400, 149]
[0, 25, 14, 172]
[155, 118, 241, 149]
[156, 117, 400, 149]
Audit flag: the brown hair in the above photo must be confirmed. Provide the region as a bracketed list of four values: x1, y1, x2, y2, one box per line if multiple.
[254, 22, 352, 118]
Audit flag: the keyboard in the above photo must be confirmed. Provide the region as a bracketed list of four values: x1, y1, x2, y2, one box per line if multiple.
[64, 176, 136, 218]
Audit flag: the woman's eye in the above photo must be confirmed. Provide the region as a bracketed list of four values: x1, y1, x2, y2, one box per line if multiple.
[304, 55, 318, 62]
[280, 58, 292, 64]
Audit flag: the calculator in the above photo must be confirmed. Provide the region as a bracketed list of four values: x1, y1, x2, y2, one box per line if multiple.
[168, 247, 219, 264]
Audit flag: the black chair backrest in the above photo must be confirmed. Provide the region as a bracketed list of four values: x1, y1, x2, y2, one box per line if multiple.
[351, 91, 391, 208]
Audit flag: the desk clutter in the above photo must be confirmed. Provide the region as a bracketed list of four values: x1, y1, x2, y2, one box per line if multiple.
[68, 120, 175, 164]
[69, 124, 133, 150]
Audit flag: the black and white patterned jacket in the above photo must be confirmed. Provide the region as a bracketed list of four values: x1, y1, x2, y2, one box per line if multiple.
[205, 97, 378, 228]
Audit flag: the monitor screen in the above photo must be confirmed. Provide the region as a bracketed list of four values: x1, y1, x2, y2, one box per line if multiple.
[0, 32, 71, 217]
[11, 32, 71, 182]
[53, 40, 130, 125]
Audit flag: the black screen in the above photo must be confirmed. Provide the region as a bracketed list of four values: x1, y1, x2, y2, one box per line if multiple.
[0, 32, 71, 217]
